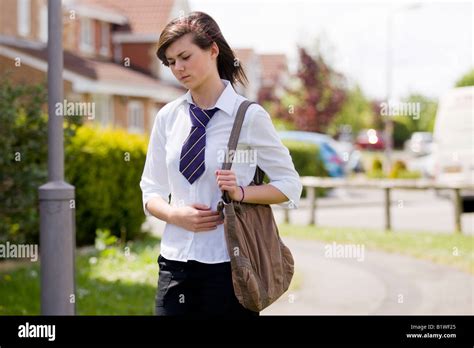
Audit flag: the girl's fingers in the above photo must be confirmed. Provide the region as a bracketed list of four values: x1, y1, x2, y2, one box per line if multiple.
[217, 175, 235, 181]
[195, 223, 220, 231]
[215, 170, 234, 175]
[220, 185, 236, 191]
[218, 181, 236, 187]
[197, 210, 221, 217]
[199, 215, 223, 223]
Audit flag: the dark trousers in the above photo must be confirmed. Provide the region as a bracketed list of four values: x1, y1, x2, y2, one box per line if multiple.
[155, 254, 259, 317]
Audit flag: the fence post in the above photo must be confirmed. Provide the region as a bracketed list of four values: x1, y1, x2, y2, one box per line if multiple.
[384, 187, 391, 231]
[308, 186, 316, 225]
[453, 188, 462, 233]
[283, 207, 290, 224]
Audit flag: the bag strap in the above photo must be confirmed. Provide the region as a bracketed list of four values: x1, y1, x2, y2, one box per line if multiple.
[220, 100, 259, 203]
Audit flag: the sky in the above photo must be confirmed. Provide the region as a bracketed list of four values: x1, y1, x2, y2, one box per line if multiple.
[188, 0, 473, 101]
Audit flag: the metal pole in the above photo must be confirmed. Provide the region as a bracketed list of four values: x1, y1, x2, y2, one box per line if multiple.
[384, 10, 394, 175]
[39, 0, 76, 315]
[384, 4, 422, 175]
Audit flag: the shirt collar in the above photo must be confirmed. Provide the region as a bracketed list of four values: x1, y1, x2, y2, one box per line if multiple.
[184, 79, 237, 117]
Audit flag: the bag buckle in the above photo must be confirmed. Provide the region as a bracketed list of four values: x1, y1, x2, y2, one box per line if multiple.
[217, 200, 226, 220]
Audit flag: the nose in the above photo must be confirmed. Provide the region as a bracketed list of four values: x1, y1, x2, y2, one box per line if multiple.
[174, 60, 185, 71]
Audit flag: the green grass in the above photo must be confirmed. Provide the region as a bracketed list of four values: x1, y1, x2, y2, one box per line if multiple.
[0, 234, 161, 315]
[2, 225, 470, 315]
[279, 224, 474, 274]
[0, 232, 303, 315]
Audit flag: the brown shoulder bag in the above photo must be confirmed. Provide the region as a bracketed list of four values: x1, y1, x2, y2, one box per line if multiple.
[216, 100, 295, 313]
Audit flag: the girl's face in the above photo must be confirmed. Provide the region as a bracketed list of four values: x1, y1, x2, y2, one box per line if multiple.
[165, 33, 219, 90]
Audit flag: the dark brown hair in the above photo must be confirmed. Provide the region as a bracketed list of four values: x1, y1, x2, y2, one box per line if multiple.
[156, 11, 248, 87]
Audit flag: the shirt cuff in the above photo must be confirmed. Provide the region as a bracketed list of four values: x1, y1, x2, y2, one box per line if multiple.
[143, 193, 169, 217]
[268, 180, 302, 209]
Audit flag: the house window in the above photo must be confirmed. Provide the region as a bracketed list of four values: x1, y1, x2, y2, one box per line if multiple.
[93, 94, 114, 127]
[17, 0, 31, 37]
[39, 4, 48, 43]
[100, 22, 109, 56]
[128, 101, 144, 133]
[114, 44, 122, 63]
[80, 18, 94, 54]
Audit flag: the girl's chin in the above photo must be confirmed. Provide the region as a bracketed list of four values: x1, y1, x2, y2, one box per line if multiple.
[180, 79, 192, 87]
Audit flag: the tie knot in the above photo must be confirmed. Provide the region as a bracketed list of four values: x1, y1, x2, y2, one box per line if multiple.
[189, 104, 219, 128]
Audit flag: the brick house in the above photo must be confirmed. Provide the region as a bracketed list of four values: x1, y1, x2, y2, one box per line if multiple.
[0, 0, 290, 133]
[258, 53, 289, 103]
[0, 0, 188, 134]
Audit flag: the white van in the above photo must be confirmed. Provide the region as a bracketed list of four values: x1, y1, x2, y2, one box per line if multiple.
[432, 86, 474, 210]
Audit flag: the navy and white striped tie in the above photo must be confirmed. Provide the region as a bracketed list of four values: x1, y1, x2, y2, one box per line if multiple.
[179, 104, 219, 184]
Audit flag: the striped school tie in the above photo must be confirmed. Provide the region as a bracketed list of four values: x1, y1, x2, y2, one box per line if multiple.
[179, 104, 219, 184]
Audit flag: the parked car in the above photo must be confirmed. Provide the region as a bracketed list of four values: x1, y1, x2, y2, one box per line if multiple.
[355, 129, 385, 150]
[405, 132, 434, 157]
[431, 86, 474, 211]
[278, 131, 345, 177]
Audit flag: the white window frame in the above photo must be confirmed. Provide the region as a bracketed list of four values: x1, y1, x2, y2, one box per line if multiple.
[93, 94, 114, 127]
[100, 22, 110, 56]
[17, 0, 31, 37]
[128, 101, 144, 134]
[80, 18, 95, 54]
[113, 44, 122, 63]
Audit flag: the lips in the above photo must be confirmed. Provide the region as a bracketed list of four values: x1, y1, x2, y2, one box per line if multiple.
[180, 75, 191, 81]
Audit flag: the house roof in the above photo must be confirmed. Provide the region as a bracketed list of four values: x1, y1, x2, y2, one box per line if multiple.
[233, 48, 255, 65]
[64, 1, 128, 24]
[75, 0, 176, 36]
[0, 42, 184, 101]
[259, 54, 288, 85]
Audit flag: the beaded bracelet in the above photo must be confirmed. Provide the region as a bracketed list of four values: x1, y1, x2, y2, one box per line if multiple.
[239, 185, 245, 203]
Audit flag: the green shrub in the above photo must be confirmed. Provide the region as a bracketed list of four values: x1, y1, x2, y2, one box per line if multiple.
[0, 81, 47, 244]
[393, 121, 411, 149]
[0, 79, 80, 244]
[282, 140, 328, 197]
[65, 126, 148, 245]
[371, 156, 383, 172]
[456, 68, 474, 87]
[389, 160, 407, 178]
[367, 159, 421, 179]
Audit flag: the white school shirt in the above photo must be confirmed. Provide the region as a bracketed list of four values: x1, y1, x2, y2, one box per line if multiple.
[140, 79, 302, 264]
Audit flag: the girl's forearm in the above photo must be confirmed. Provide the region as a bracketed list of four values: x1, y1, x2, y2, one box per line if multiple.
[146, 196, 176, 223]
[240, 184, 289, 205]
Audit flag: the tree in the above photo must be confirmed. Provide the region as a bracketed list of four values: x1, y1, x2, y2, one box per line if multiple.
[276, 47, 347, 133]
[455, 68, 474, 87]
[399, 94, 437, 133]
[327, 85, 376, 137]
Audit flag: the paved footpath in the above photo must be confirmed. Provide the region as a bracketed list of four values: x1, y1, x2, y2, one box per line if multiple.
[143, 217, 473, 315]
[261, 237, 474, 315]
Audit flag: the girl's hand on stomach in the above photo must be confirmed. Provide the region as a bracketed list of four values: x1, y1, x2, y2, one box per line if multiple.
[170, 203, 224, 232]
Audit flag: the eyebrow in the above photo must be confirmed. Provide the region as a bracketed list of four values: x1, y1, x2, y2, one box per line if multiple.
[166, 51, 188, 61]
